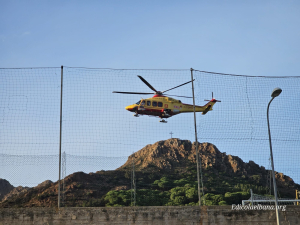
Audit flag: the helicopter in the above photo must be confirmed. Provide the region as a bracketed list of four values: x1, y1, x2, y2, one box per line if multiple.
[113, 75, 220, 123]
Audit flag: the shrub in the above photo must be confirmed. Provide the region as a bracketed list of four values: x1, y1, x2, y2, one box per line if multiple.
[218, 201, 227, 205]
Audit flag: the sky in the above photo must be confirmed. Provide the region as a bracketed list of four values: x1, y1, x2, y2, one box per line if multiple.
[1, 1, 300, 76]
[1, 1, 300, 188]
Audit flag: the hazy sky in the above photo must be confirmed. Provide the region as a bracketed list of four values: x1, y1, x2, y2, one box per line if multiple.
[1, 1, 300, 76]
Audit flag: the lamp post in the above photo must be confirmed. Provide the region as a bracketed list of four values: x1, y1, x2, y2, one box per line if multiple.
[267, 87, 282, 225]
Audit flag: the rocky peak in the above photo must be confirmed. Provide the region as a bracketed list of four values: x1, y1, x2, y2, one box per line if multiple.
[118, 138, 194, 171]
[35, 180, 53, 189]
[0, 179, 14, 201]
[1, 186, 30, 202]
[119, 139, 268, 178]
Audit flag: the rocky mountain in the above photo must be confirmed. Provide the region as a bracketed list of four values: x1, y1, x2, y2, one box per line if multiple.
[118, 139, 297, 196]
[0, 179, 14, 201]
[119, 139, 261, 174]
[1, 186, 30, 202]
[1, 139, 299, 207]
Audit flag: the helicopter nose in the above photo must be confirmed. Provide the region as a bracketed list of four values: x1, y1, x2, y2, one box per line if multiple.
[125, 105, 132, 111]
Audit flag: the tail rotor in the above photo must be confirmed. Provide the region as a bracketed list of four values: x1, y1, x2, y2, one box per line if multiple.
[204, 92, 221, 102]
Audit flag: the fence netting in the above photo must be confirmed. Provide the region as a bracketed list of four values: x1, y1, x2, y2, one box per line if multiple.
[0, 67, 299, 207]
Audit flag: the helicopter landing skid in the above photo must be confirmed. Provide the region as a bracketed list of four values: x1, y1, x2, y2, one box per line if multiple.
[159, 119, 167, 123]
[133, 113, 139, 117]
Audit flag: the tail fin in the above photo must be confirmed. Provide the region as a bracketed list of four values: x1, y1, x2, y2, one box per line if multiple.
[202, 98, 220, 115]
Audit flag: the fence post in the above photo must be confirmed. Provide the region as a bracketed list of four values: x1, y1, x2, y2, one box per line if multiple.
[58, 65, 64, 208]
[131, 153, 136, 206]
[190, 68, 201, 206]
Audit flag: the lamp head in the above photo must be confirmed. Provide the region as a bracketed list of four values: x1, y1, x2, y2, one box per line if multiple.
[271, 88, 282, 98]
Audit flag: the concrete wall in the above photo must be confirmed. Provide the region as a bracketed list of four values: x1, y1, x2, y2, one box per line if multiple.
[0, 206, 299, 225]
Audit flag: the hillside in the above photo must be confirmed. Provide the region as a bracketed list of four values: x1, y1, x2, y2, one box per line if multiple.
[1, 139, 299, 207]
[0, 179, 14, 201]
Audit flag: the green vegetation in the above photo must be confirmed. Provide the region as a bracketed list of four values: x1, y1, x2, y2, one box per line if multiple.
[102, 187, 251, 207]
[97, 167, 264, 207]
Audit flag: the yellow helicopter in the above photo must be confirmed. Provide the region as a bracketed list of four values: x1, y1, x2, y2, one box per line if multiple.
[113, 75, 220, 123]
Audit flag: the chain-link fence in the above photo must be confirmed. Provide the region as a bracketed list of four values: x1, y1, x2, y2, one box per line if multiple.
[0, 67, 299, 207]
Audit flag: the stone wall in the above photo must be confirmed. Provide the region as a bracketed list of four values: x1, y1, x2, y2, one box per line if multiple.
[0, 206, 299, 225]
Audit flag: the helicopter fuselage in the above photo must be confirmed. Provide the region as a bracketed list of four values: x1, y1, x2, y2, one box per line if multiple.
[125, 95, 217, 118]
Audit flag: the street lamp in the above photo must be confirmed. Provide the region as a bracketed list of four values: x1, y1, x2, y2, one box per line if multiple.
[267, 87, 282, 225]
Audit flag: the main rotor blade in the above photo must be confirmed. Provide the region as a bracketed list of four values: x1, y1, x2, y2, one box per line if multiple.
[137, 75, 158, 93]
[164, 94, 193, 98]
[162, 79, 195, 93]
[112, 91, 153, 95]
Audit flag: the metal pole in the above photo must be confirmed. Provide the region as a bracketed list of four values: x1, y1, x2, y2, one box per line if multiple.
[131, 161, 133, 206]
[132, 155, 136, 206]
[267, 97, 280, 225]
[58, 65, 63, 208]
[62, 151, 66, 207]
[190, 68, 201, 206]
[269, 165, 272, 195]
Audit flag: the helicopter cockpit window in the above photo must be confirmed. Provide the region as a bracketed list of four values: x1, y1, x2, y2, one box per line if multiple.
[141, 100, 145, 106]
[158, 102, 163, 107]
[152, 101, 157, 107]
[136, 100, 141, 105]
[147, 101, 151, 106]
